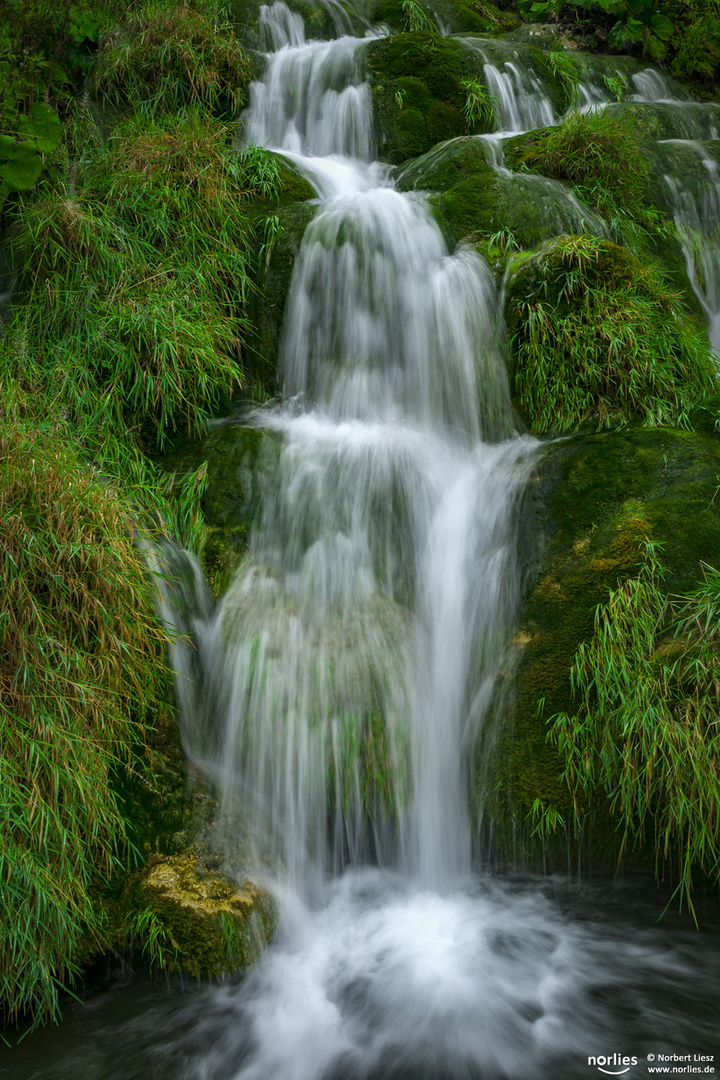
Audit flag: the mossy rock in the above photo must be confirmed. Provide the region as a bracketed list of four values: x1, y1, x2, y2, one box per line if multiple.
[600, 100, 720, 142]
[494, 425, 720, 849]
[396, 137, 605, 251]
[245, 198, 318, 399]
[502, 123, 712, 313]
[365, 33, 487, 163]
[160, 423, 282, 595]
[131, 852, 276, 978]
[368, 0, 519, 35]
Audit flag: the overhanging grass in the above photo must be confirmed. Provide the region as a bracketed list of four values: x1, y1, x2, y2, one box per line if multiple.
[0, 402, 171, 1027]
[545, 540, 720, 918]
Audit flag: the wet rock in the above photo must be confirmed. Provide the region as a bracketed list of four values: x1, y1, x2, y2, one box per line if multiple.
[133, 852, 276, 978]
[491, 425, 720, 850]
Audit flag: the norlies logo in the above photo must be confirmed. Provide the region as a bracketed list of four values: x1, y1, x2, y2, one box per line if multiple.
[588, 1054, 639, 1075]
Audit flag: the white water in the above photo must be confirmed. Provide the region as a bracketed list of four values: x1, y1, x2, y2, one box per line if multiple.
[149, 10, 720, 1078]
[659, 140, 720, 353]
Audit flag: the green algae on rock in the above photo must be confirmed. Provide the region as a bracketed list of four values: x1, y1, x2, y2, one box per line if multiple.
[130, 852, 275, 978]
[490, 425, 720, 861]
[365, 33, 487, 163]
[504, 236, 715, 435]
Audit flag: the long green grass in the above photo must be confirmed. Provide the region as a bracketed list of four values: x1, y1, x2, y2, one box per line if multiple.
[92, 1, 252, 118]
[546, 540, 720, 918]
[0, 401, 172, 1027]
[7, 110, 282, 446]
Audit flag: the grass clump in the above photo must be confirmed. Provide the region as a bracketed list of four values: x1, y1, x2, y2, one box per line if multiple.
[0, 406, 170, 1027]
[461, 77, 497, 130]
[546, 540, 720, 918]
[505, 107, 659, 234]
[92, 1, 253, 118]
[506, 235, 716, 434]
[8, 113, 282, 445]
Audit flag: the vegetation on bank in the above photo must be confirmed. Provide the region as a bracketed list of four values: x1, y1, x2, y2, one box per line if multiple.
[516, 0, 720, 88]
[0, 402, 169, 1025]
[543, 541, 720, 917]
[0, 0, 286, 1031]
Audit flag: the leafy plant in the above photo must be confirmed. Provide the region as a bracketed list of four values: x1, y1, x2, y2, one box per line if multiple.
[547, 540, 720, 917]
[461, 77, 497, 130]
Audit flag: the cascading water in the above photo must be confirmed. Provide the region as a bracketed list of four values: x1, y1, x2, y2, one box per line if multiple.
[176, 0, 538, 901]
[139, 8, 720, 1078]
[654, 139, 720, 353]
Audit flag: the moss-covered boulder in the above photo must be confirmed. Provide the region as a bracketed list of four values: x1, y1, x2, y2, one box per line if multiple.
[159, 422, 282, 595]
[365, 33, 488, 163]
[245, 198, 317, 399]
[396, 136, 605, 251]
[504, 236, 715, 434]
[128, 852, 275, 978]
[601, 100, 720, 142]
[494, 425, 720, 852]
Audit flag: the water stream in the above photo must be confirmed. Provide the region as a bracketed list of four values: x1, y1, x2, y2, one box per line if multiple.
[4, 7, 720, 1077]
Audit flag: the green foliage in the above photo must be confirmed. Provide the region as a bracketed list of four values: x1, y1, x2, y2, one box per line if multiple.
[402, 0, 436, 32]
[545, 49, 581, 110]
[668, 3, 720, 82]
[92, 1, 253, 118]
[0, 406, 171, 1027]
[7, 114, 283, 445]
[507, 236, 716, 434]
[518, 0, 674, 61]
[460, 77, 497, 130]
[122, 905, 181, 969]
[603, 71, 628, 101]
[548, 540, 720, 916]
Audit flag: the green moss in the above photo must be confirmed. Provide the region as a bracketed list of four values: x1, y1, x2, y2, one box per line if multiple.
[396, 137, 605, 255]
[245, 199, 318, 396]
[126, 853, 275, 978]
[159, 423, 282, 595]
[495, 426, 720, 855]
[366, 33, 487, 163]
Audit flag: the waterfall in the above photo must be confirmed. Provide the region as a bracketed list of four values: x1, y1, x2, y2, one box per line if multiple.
[145, 8, 720, 1078]
[658, 140, 720, 353]
[168, 0, 538, 896]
